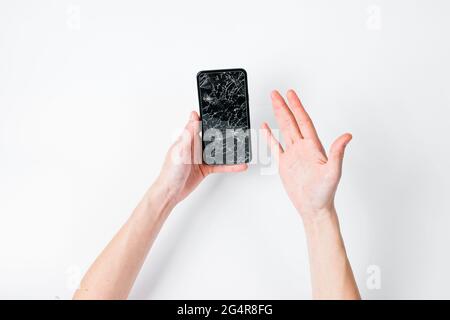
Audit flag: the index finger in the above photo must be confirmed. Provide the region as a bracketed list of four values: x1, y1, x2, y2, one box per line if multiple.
[286, 90, 325, 154]
[271, 90, 303, 145]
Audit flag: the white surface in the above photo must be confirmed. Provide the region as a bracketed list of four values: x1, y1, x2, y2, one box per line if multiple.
[1, 0, 450, 299]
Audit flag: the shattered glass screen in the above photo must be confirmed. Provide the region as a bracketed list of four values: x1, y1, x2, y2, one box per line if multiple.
[197, 70, 251, 165]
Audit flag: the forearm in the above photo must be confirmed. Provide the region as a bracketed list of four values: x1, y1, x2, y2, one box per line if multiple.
[73, 181, 174, 300]
[303, 207, 360, 300]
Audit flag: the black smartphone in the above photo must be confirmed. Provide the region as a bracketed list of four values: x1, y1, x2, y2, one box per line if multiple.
[196, 68, 251, 165]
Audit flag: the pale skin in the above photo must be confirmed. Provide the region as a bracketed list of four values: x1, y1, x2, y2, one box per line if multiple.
[73, 89, 360, 300]
[262, 90, 360, 299]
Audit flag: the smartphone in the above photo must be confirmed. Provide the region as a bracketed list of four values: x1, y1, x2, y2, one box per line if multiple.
[196, 68, 251, 165]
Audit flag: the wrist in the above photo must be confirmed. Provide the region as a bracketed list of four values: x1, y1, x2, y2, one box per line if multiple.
[301, 206, 340, 236]
[143, 180, 177, 219]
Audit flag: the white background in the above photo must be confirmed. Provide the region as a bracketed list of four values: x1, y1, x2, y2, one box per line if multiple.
[1, 0, 450, 299]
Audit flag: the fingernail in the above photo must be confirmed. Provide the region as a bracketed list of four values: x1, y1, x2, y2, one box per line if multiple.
[271, 90, 277, 99]
[190, 111, 195, 120]
[345, 134, 353, 145]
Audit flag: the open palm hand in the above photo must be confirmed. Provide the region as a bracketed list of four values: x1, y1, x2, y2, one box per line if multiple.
[262, 90, 352, 220]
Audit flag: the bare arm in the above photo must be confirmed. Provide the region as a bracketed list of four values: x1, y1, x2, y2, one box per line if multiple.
[73, 112, 247, 299]
[72, 183, 174, 300]
[262, 89, 360, 299]
[303, 208, 360, 299]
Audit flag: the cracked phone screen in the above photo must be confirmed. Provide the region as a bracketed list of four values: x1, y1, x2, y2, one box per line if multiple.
[197, 69, 251, 165]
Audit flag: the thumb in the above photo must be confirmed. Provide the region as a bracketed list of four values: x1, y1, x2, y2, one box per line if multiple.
[184, 111, 200, 135]
[328, 133, 352, 171]
[172, 112, 199, 165]
[182, 111, 202, 165]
